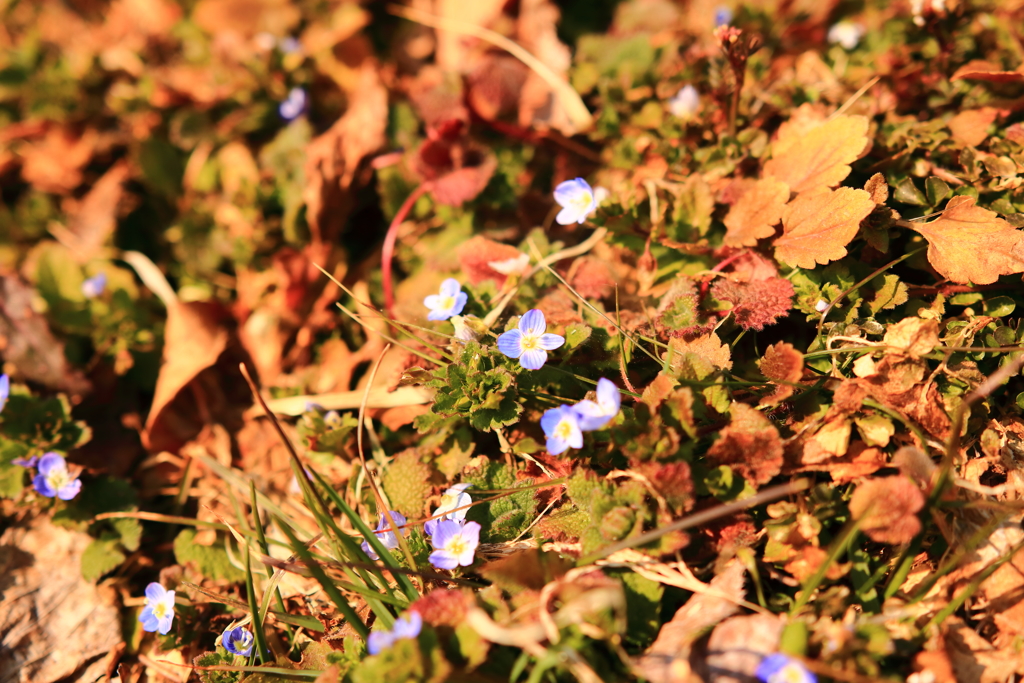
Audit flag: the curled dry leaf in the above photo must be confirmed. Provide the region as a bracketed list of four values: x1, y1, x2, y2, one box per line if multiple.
[722, 177, 790, 247]
[707, 402, 784, 485]
[950, 60, 1024, 83]
[633, 559, 746, 683]
[54, 161, 131, 262]
[773, 187, 876, 269]
[907, 196, 1024, 284]
[848, 476, 925, 545]
[758, 342, 804, 406]
[764, 114, 869, 195]
[883, 317, 940, 359]
[667, 332, 733, 372]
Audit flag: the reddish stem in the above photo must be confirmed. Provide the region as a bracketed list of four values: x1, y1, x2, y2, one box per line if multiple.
[381, 183, 432, 317]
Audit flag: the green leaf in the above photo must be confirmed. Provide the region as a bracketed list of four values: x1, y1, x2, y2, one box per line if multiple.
[81, 535, 126, 582]
[382, 450, 434, 518]
[893, 178, 927, 205]
[174, 529, 245, 582]
[617, 570, 664, 648]
[984, 295, 1016, 317]
[925, 176, 951, 206]
[113, 517, 142, 552]
[564, 323, 593, 349]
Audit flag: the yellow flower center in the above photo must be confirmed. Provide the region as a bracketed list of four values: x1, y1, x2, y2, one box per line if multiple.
[152, 602, 168, 619]
[445, 535, 468, 557]
[773, 665, 806, 683]
[555, 420, 575, 440]
[47, 469, 71, 492]
[437, 295, 455, 310]
[520, 334, 539, 351]
[572, 191, 594, 211]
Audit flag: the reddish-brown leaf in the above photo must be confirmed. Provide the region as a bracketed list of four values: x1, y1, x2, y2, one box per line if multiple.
[907, 196, 1024, 284]
[711, 277, 795, 331]
[457, 236, 524, 284]
[758, 342, 804, 406]
[950, 60, 1024, 83]
[707, 403, 783, 485]
[948, 107, 1000, 147]
[773, 187, 876, 268]
[722, 177, 790, 247]
[849, 476, 925, 544]
[764, 114, 869, 194]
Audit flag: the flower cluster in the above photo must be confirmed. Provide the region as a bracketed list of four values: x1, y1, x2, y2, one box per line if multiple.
[367, 611, 422, 655]
[496, 309, 564, 370]
[756, 654, 816, 683]
[26, 452, 83, 500]
[222, 626, 255, 656]
[541, 378, 621, 455]
[139, 582, 176, 635]
[361, 510, 408, 561]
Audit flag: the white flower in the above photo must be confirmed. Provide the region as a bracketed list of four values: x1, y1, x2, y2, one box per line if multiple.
[425, 483, 472, 536]
[553, 178, 598, 225]
[572, 378, 622, 431]
[827, 21, 864, 50]
[667, 85, 700, 119]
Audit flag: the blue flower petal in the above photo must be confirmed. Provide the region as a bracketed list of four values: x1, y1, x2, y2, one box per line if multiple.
[518, 309, 547, 335]
[496, 329, 524, 358]
[537, 333, 565, 350]
[57, 478, 82, 501]
[32, 474, 56, 498]
[519, 349, 548, 370]
[439, 278, 462, 297]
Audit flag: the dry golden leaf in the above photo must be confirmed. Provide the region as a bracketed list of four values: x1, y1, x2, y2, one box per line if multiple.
[53, 161, 130, 262]
[667, 332, 733, 372]
[773, 187, 875, 268]
[722, 177, 790, 247]
[884, 317, 940, 359]
[764, 114, 869, 194]
[849, 476, 925, 544]
[758, 341, 803, 406]
[864, 172, 889, 204]
[950, 60, 1024, 83]
[707, 403, 783, 485]
[908, 196, 1024, 284]
[948, 107, 1000, 147]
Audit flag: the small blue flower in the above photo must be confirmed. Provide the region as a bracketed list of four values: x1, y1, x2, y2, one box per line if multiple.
[279, 87, 307, 121]
[425, 483, 472, 537]
[361, 510, 407, 561]
[496, 309, 565, 370]
[367, 611, 422, 655]
[573, 378, 622, 431]
[714, 6, 733, 27]
[428, 519, 481, 570]
[222, 626, 255, 656]
[667, 85, 700, 119]
[423, 279, 468, 321]
[139, 582, 176, 635]
[32, 452, 82, 500]
[554, 178, 598, 225]
[0, 373, 8, 415]
[82, 272, 107, 299]
[755, 654, 817, 683]
[540, 405, 583, 455]
[12, 455, 38, 468]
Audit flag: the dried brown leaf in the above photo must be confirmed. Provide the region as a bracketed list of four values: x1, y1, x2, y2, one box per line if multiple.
[884, 317, 940, 359]
[758, 342, 804, 406]
[707, 403, 783, 485]
[849, 476, 925, 545]
[948, 108, 1000, 148]
[774, 187, 875, 269]
[57, 161, 131, 262]
[711, 277, 794, 331]
[950, 60, 1024, 83]
[907, 196, 1024, 284]
[722, 177, 790, 247]
[764, 114, 869, 194]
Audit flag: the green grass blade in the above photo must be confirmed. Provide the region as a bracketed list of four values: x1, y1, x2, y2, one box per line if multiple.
[277, 516, 369, 639]
[244, 544, 271, 663]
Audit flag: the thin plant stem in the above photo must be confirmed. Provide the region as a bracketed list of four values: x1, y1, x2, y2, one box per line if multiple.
[382, 183, 431, 316]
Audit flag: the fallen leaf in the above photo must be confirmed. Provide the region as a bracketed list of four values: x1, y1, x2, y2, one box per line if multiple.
[711, 277, 794, 331]
[192, 0, 300, 37]
[950, 60, 1024, 83]
[907, 195, 1024, 284]
[304, 63, 388, 244]
[633, 560, 746, 683]
[0, 275, 91, 396]
[429, 150, 498, 206]
[707, 402, 784, 485]
[0, 518, 121, 683]
[764, 114, 869, 195]
[948, 108, 1000, 147]
[884, 317, 940, 359]
[826, 442, 887, 484]
[773, 187, 876, 269]
[942, 617, 1024, 683]
[703, 614, 782, 683]
[849, 476, 925, 544]
[19, 126, 98, 194]
[457, 236, 526, 285]
[722, 177, 790, 247]
[667, 332, 733, 372]
[515, 0, 577, 135]
[52, 161, 131, 262]
[758, 342, 804, 406]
